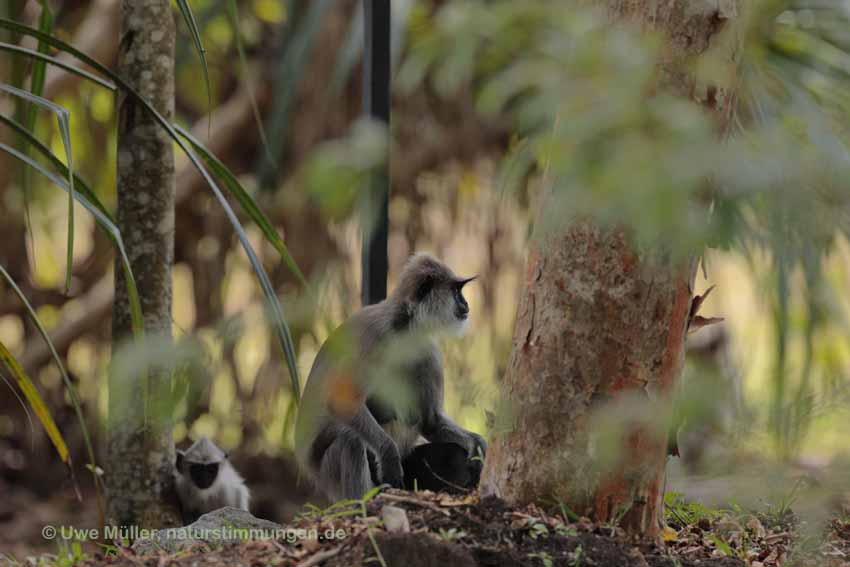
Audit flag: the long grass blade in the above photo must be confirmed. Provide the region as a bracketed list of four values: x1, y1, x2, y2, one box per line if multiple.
[0, 40, 114, 90]
[175, 0, 211, 123]
[0, 134, 143, 336]
[26, 0, 52, 130]
[1, 114, 108, 216]
[0, 369, 35, 450]
[0, 264, 100, 508]
[0, 339, 69, 466]
[20, 0, 53, 265]
[1, 83, 75, 293]
[175, 124, 308, 288]
[0, 19, 302, 398]
[225, 0, 272, 163]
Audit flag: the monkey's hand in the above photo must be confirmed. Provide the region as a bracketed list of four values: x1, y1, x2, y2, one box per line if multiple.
[379, 447, 404, 490]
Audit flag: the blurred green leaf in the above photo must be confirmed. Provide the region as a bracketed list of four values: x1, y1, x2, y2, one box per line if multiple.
[110, 334, 211, 423]
[304, 118, 388, 223]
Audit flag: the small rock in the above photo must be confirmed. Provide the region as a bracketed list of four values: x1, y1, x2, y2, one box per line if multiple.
[382, 505, 411, 533]
[132, 507, 284, 554]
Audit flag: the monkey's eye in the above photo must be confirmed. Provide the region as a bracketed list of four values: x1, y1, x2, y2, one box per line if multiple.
[454, 284, 467, 302]
[453, 285, 469, 318]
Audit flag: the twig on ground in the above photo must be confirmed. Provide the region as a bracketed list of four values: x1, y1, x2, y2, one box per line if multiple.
[297, 545, 343, 567]
[379, 493, 451, 517]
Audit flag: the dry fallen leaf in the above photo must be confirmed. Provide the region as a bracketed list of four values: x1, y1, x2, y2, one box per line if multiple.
[688, 285, 724, 333]
[746, 516, 766, 539]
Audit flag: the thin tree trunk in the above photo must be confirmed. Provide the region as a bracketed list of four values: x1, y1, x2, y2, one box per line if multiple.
[480, 0, 739, 539]
[106, 0, 180, 529]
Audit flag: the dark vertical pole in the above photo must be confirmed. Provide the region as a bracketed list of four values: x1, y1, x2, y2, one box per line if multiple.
[361, 0, 391, 306]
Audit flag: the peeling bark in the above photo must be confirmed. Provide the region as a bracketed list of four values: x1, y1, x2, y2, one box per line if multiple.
[106, 0, 181, 529]
[480, 0, 739, 539]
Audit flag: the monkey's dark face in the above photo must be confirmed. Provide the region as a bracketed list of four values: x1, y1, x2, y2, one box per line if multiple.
[188, 462, 220, 490]
[452, 280, 471, 321]
[413, 275, 476, 335]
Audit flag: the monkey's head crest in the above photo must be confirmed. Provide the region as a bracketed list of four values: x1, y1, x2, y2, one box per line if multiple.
[392, 253, 476, 335]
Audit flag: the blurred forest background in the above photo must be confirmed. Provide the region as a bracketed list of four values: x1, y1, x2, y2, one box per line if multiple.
[2, 0, 850, 558]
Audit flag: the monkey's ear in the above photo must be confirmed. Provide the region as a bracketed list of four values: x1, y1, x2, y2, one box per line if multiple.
[175, 450, 185, 472]
[414, 274, 435, 302]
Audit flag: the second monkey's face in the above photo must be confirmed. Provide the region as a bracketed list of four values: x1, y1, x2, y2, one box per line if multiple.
[188, 462, 220, 490]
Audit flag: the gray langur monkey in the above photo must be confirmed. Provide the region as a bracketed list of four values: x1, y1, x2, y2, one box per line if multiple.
[174, 437, 250, 523]
[294, 253, 487, 501]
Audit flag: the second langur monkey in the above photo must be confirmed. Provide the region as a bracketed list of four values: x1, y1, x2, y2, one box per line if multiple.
[295, 253, 487, 501]
[174, 437, 250, 524]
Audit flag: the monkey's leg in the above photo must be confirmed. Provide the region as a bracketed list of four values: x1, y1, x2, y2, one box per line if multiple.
[367, 448, 381, 486]
[317, 430, 374, 501]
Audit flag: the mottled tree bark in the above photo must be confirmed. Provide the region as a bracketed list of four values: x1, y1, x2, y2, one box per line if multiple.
[106, 0, 181, 529]
[480, 0, 739, 539]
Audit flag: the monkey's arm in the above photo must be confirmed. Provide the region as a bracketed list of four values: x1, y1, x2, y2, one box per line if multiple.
[416, 349, 486, 459]
[421, 411, 487, 459]
[349, 405, 405, 488]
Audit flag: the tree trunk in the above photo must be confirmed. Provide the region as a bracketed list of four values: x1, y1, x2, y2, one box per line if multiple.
[106, 0, 181, 529]
[480, 0, 739, 539]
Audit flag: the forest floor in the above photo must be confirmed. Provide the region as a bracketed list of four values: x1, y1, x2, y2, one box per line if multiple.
[9, 488, 850, 567]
